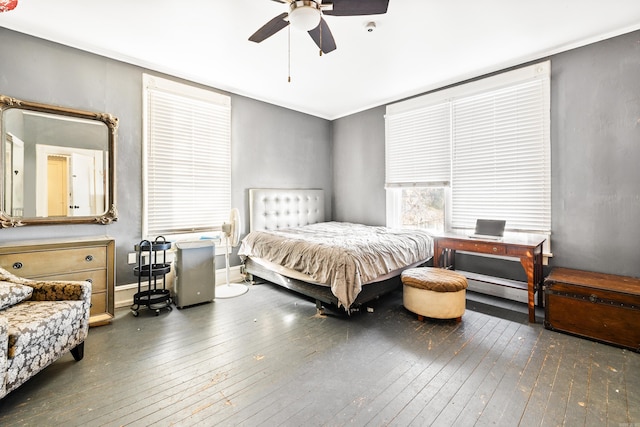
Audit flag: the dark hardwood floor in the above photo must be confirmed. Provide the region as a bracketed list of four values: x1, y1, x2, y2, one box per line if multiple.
[1, 281, 638, 426]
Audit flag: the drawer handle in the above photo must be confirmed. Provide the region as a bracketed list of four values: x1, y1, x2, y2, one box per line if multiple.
[12, 262, 23, 270]
[493, 247, 498, 252]
[85, 255, 94, 262]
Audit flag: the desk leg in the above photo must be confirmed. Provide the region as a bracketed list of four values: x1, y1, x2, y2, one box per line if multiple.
[433, 241, 441, 268]
[520, 256, 536, 323]
[446, 249, 456, 269]
[434, 247, 455, 269]
[534, 251, 544, 307]
[433, 240, 454, 270]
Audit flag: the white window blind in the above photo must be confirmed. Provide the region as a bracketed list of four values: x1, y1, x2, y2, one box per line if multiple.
[385, 102, 451, 187]
[385, 61, 550, 234]
[143, 74, 231, 237]
[451, 78, 550, 231]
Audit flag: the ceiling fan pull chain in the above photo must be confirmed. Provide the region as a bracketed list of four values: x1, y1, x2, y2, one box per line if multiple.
[288, 25, 292, 82]
[319, 21, 323, 56]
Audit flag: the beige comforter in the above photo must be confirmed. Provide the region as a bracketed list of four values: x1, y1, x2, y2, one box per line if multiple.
[238, 222, 433, 308]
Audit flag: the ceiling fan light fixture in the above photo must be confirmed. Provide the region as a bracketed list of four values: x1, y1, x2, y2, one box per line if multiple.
[289, 1, 321, 31]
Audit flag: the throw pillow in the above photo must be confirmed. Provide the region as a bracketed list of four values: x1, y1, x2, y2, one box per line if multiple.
[0, 281, 34, 310]
[0, 266, 32, 285]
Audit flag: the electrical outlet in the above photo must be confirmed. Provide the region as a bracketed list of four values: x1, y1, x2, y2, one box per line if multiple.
[129, 253, 151, 265]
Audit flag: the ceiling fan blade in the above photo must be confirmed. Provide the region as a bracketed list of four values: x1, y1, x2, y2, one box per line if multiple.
[323, 0, 389, 16]
[249, 12, 290, 43]
[308, 17, 336, 54]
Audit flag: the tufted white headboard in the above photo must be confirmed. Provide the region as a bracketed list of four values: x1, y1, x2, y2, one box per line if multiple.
[249, 188, 325, 232]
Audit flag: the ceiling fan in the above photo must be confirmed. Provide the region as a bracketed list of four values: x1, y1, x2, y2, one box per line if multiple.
[249, 0, 389, 54]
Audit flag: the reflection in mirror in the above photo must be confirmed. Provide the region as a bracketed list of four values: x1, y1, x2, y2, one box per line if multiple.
[1, 96, 118, 227]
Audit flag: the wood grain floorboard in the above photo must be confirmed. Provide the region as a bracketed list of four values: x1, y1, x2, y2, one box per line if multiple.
[154, 288, 363, 424]
[0, 283, 638, 427]
[276, 302, 449, 427]
[406, 316, 513, 426]
[151, 307, 351, 425]
[229, 316, 399, 424]
[519, 329, 570, 426]
[325, 316, 468, 425]
[187, 292, 410, 425]
[451, 321, 529, 426]
[434, 320, 524, 426]
[98, 289, 335, 426]
[346, 309, 492, 425]
[561, 338, 594, 425]
[537, 332, 586, 427]
[473, 324, 544, 426]
[625, 350, 640, 422]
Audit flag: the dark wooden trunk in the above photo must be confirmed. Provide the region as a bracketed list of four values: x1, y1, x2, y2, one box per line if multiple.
[544, 267, 640, 352]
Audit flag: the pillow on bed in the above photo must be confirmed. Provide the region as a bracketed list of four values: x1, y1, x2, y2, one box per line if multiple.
[0, 281, 34, 310]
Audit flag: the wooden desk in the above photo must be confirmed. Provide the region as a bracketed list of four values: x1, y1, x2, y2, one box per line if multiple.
[433, 233, 545, 323]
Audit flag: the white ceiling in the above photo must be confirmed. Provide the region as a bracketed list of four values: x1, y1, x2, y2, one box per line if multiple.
[1, 0, 640, 120]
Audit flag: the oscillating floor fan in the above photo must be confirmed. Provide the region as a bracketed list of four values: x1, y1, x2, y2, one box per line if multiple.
[216, 208, 249, 299]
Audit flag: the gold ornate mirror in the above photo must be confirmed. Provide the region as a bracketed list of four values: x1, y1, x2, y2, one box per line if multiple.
[0, 95, 118, 227]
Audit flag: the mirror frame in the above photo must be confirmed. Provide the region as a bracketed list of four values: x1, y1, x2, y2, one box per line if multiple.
[0, 95, 118, 228]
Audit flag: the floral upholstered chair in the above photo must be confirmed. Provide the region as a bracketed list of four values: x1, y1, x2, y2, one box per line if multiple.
[0, 267, 91, 399]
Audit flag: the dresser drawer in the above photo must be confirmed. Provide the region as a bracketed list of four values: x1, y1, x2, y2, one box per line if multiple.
[90, 292, 107, 317]
[38, 269, 107, 293]
[0, 237, 115, 327]
[446, 239, 506, 255]
[0, 246, 107, 277]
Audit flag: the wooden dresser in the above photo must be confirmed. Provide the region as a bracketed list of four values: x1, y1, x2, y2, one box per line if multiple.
[0, 236, 115, 327]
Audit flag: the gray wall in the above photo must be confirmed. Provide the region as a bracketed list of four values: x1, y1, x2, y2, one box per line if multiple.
[333, 30, 640, 278]
[0, 28, 332, 285]
[332, 106, 386, 225]
[550, 31, 640, 276]
[231, 95, 333, 224]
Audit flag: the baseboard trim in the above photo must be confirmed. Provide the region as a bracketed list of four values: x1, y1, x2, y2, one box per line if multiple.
[115, 265, 244, 309]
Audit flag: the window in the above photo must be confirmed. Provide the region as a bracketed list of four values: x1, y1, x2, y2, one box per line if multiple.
[142, 74, 231, 238]
[385, 62, 550, 246]
[403, 187, 446, 231]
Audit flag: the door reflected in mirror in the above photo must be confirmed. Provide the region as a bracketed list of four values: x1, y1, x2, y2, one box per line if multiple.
[1, 96, 117, 227]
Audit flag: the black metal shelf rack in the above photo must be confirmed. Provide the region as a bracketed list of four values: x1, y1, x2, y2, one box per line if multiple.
[131, 236, 173, 316]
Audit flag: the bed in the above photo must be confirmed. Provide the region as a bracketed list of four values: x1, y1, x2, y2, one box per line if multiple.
[238, 188, 434, 313]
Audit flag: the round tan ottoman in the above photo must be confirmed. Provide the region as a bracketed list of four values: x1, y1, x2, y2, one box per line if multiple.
[401, 267, 468, 322]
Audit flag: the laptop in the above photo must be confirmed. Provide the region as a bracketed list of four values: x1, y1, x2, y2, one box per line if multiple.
[469, 219, 506, 240]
